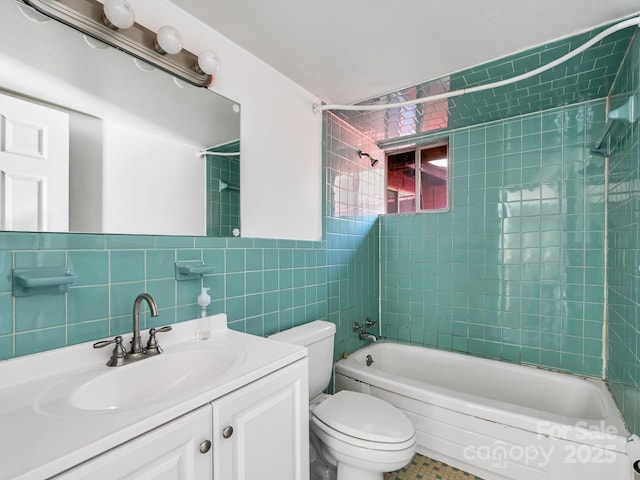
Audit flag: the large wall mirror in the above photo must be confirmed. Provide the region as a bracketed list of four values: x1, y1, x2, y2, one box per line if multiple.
[0, 2, 241, 237]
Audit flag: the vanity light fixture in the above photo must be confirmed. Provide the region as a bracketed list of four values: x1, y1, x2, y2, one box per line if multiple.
[154, 25, 183, 55]
[101, 0, 134, 30]
[22, 0, 218, 87]
[196, 50, 220, 75]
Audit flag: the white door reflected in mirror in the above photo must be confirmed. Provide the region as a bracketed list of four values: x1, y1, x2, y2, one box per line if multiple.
[0, 92, 69, 231]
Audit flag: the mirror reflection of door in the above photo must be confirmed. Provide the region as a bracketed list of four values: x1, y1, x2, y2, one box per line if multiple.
[0, 92, 69, 231]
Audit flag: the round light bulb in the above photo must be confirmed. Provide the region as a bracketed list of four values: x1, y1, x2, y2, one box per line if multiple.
[196, 51, 220, 75]
[102, 0, 135, 30]
[154, 25, 183, 55]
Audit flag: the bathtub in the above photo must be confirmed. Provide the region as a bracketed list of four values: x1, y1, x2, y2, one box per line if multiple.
[334, 342, 632, 480]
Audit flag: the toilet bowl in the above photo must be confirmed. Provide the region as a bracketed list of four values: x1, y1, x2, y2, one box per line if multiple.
[269, 321, 416, 480]
[310, 390, 416, 480]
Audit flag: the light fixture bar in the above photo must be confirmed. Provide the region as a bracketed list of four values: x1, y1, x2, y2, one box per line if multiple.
[23, 0, 212, 87]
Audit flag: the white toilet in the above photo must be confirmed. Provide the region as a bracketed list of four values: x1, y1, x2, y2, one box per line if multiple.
[270, 320, 416, 480]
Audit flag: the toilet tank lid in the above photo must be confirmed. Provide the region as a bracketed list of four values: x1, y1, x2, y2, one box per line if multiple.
[268, 320, 335, 346]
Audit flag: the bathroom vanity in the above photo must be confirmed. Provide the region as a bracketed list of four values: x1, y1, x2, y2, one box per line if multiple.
[0, 315, 309, 480]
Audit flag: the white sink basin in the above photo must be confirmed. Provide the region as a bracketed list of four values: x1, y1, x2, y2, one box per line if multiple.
[69, 348, 241, 411]
[37, 345, 245, 414]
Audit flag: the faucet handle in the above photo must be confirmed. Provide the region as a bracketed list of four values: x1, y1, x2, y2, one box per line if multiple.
[93, 336, 127, 367]
[146, 325, 172, 354]
[364, 318, 377, 327]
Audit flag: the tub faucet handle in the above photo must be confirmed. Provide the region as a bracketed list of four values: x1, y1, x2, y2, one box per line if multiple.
[364, 318, 377, 327]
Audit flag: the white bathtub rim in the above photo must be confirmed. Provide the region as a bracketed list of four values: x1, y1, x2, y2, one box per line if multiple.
[342, 341, 606, 400]
[335, 342, 629, 453]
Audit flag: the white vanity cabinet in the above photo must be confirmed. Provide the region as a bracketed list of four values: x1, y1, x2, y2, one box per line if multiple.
[1, 316, 309, 480]
[54, 406, 213, 479]
[52, 360, 308, 480]
[212, 358, 309, 480]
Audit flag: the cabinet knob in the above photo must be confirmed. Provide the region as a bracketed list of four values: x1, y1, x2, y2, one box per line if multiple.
[222, 426, 234, 438]
[199, 439, 212, 454]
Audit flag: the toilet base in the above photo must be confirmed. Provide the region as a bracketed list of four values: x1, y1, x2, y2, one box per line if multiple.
[310, 458, 336, 480]
[312, 423, 415, 479]
[337, 463, 383, 480]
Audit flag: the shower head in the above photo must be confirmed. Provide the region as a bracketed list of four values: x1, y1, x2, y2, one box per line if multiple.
[358, 150, 379, 167]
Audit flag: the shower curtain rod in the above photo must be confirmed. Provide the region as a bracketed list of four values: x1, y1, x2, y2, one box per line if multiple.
[197, 151, 241, 157]
[312, 15, 640, 114]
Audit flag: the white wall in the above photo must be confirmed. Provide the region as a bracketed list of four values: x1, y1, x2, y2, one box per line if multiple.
[102, 122, 206, 236]
[130, 0, 323, 241]
[68, 112, 103, 233]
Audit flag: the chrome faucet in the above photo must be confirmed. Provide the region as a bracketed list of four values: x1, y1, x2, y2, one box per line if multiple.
[131, 293, 159, 356]
[352, 318, 378, 342]
[359, 331, 377, 342]
[94, 293, 172, 366]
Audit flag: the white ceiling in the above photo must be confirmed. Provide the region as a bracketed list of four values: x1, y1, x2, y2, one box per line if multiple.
[171, 0, 640, 105]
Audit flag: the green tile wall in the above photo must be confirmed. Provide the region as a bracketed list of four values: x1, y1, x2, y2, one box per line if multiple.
[380, 99, 607, 377]
[606, 32, 640, 433]
[0, 234, 326, 359]
[324, 114, 385, 360]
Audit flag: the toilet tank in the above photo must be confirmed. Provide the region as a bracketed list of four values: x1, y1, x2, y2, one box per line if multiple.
[269, 320, 336, 400]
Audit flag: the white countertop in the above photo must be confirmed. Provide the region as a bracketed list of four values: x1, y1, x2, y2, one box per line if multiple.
[0, 314, 306, 480]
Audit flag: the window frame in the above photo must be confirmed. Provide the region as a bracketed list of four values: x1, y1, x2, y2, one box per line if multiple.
[385, 137, 450, 214]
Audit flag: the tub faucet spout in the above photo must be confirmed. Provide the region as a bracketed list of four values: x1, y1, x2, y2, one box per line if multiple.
[353, 319, 378, 342]
[359, 330, 377, 342]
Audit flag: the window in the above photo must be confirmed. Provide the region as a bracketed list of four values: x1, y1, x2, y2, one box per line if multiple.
[386, 140, 449, 213]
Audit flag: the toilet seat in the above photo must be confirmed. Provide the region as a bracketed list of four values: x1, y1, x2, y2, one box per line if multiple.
[312, 415, 416, 452]
[311, 391, 415, 451]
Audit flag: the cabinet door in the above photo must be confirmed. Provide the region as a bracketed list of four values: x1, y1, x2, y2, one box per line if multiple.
[55, 406, 212, 479]
[212, 359, 309, 480]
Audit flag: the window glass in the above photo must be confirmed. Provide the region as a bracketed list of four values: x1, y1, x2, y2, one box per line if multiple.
[386, 140, 448, 213]
[419, 144, 448, 210]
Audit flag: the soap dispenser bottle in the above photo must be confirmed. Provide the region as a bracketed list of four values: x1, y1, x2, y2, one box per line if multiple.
[197, 287, 211, 340]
